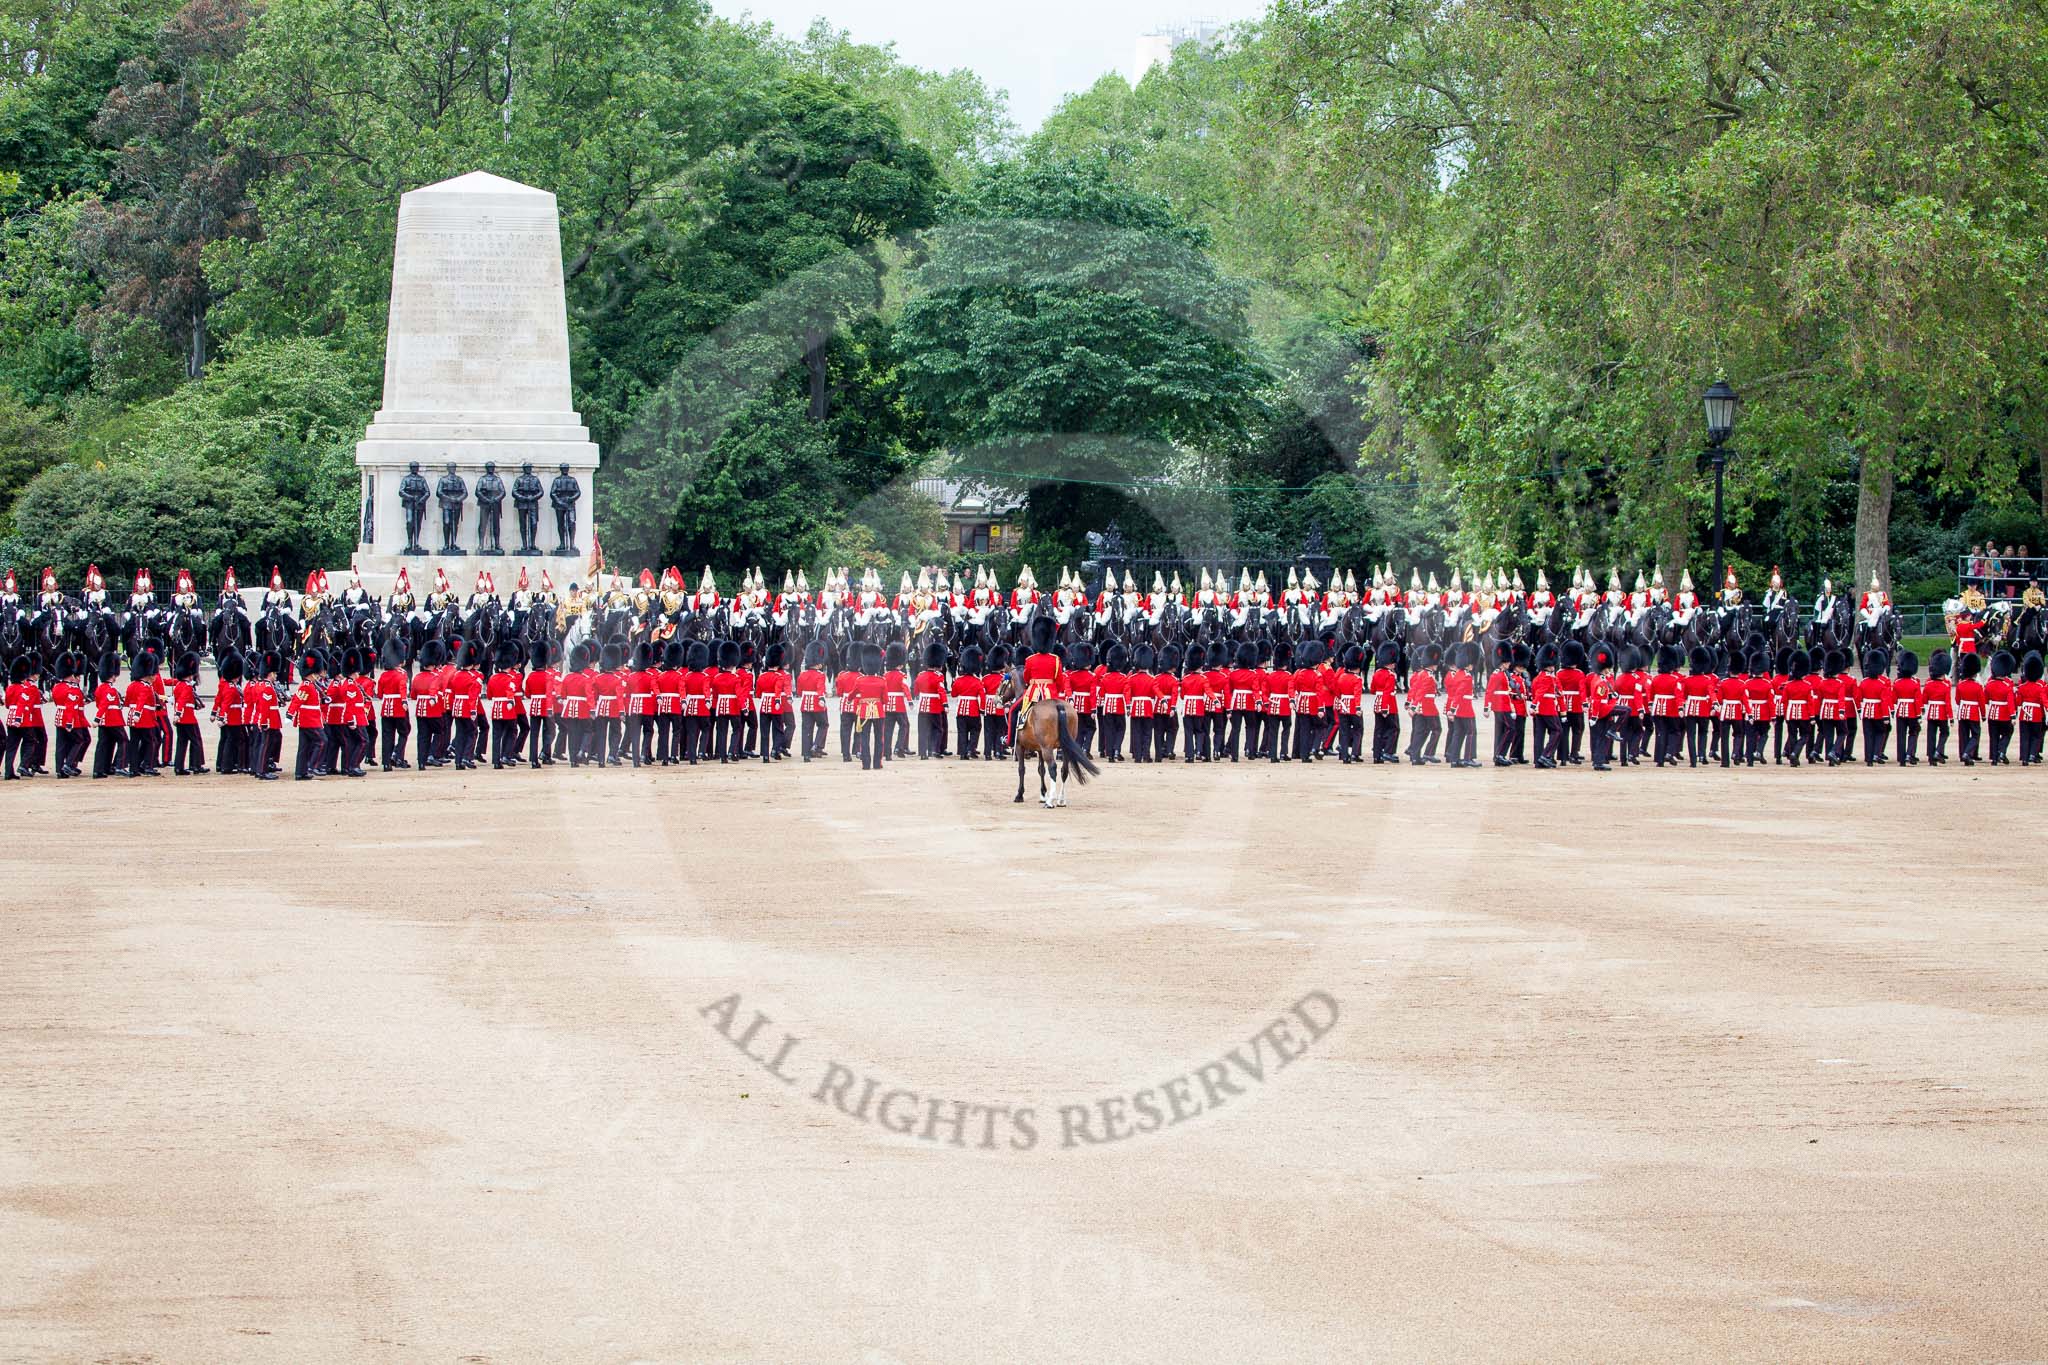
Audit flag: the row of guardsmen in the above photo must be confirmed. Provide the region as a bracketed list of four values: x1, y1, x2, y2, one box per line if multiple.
[5, 631, 2045, 780]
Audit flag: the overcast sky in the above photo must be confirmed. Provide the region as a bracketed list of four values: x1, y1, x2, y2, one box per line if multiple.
[713, 0, 1269, 133]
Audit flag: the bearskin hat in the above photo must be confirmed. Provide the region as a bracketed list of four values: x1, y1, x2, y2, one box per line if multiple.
[297, 650, 324, 677]
[1105, 643, 1128, 671]
[1895, 650, 1918, 679]
[1563, 640, 1586, 670]
[1925, 649, 1950, 680]
[568, 642, 594, 672]
[1494, 640, 1513, 665]
[1028, 614, 1055, 652]
[2025, 652, 2044, 683]
[446, 640, 469, 671]
[1746, 652, 1768, 677]
[1990, 650, 2015, 679]
[715, 639, 740, 670]
[959, 646, 984, 675]
[1422, 642, 1444, 669]
[382, 636, 410, 671]
[536, 641, 558, 671]
[173, 651, 199, 681]
[1272, 641, 1293, 671]
[987, 645, 1010, 672]
[1957, 652, 1979, 681]
[1860, 648, 1887, 677]
[1788, 649, 1810, 677]
[1296, 639, 1326, 669]
[8, 655, 31, 684]
[1206, 642, 1228, 669]
[801, 641, 824, 669]
[1512, 643, 1535, 672]
[686, 640, 711, 672]
[1590, 645, 1614, 673]
[1618, 646, 1643, 674]
[1342, 643, 1367, 671]
[130, 649, 157, 683]
[884, 641, 906, 672]
[1374, 641, 1399, 667]
[924, 639, 947, 670]
[862, 641, 885, 676]
[1536, 644, 1559, 671]
[499, 640, 526, 672]
[597, 642, 621, 672]
[1655, 645, 1682, 674]
[1133, 644, 1155, 673]
[1236, 641, 1260, 669]
[419, 640, 447, 670]
[97, 650, 122, 683]
[1068, 641, 1093, 670]
[1821, 649, 1844, 677]
[1159, 644, 1182, 673]
[759, 642, 780, 669]
[1682, 646, 1709, 676]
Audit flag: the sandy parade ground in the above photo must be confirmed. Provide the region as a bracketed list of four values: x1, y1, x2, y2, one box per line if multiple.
[2, 721, 2046, 1362]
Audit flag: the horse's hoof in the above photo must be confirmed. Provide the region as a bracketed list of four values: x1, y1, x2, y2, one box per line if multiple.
[1013, 795, 1023, 803]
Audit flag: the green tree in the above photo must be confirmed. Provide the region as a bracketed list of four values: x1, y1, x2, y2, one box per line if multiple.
[893, 159, 1266, 556]
[781, 20, 1013, 185]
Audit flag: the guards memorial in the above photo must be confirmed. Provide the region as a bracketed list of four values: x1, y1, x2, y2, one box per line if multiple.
[348, 170, 600, 591]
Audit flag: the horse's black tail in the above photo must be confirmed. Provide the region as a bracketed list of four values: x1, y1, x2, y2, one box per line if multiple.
[1056, 707, 1101, 784]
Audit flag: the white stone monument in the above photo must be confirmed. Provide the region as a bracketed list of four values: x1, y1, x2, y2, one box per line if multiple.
[348, 170, 598, 592]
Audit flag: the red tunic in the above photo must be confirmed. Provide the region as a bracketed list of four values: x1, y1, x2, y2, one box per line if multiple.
[1369, 666, 1399, 716]
[1679, 673, 1716, 719]
[411, 666, 446, 719]
[757, 669, 791, 715]
[376, 668, 410, 719]
[1097, 668, 1127, 716]
[53, 679, 88, 730]
[1891, 676, 1921, 720]
[525, 667, 558, 718]
[1530, 672, 1559, 717]
[1127, 671, 1156, 719]
[1443, 668, 1475, 720]
[797, 668, 828, 713]
[1984, 677, 2017, 724]
[125, 679, 161, 729]
[950, 671, 983, 718]
[1856, 675, 1895, 721]
[1406, 671, 1438, 718]
[556, 670, 594, 721]
[487, 670, 523, 721]
[289, 680, 325, 729]
[913, 668, 947, 714]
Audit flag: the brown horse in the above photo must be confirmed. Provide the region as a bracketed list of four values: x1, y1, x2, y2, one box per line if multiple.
[993, 672, 1101, 807]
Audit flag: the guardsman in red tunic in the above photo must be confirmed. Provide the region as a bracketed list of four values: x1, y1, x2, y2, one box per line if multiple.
[488, 640, 525, 770]
[1585, 645, 1619, 771]
[1647, 645, 1683, 767]
[1856, 649, 1895, 767]
[1484, 642, 1515, 767]
[832, 647, 860, 764]
[880, 641, 911, 759]
[1891, 650, 1922, 766]
[1223, 641, 1257, 762]
[120, 648, 161, 776]
[1064, 642, 1097, 757]
[1367, 642, 1400, 764]
[410, 640, 448, 767]
[757, 642, 793, 762]
[91, 650, 128, 778]
[1613, 647, 1645, 765]
[1554, 643, 1586, 765]
[169, 651, 206, 775]
[1330, 644, 1365, 764]
[1126, 644, 1157, 763]
[289, 650, 327, 780]
[2016, 652, 2046, 766]
[51, 652, 89, 778]
[950, 645, 984, 758]
[707, 639, 741, 763]
[1680, 646, 1716, 767]
[1713, 652, 1748, 768]
[913, 639, 947, 760]
[246, 652, 283, 779]
[591, 641, 627, 765]
[852, 640, 889, 771]
[1984, 651, 2018, 765]
[1780, 650, 1815, 766]
[679, 639, 711, 764]
[210, 649, 246, 775]
[1094, 642, 1127, 762]
[556, 642, 596, 766]
[345, 648, 375, 776]
[3, 655, 43, 780]
[1404, 642, 1441, 765]
[794, 642, 828, 762]
[1814, 650, 1850, 765]
[318, 646, 349, 775]
[447, 640, 485, 770]
[1153, 645, 1182, 760]
[625, 642, 657, 767]
[1743, 651, 1774, 767]
[527, 642, 562, 768]
[376, 639, 412, 771]
[653, 641, 683, 765]
[1442, 642, 1478, 767]
[979, 646, 1009, 759]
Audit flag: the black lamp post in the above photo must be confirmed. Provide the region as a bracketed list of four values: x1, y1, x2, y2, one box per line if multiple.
[1701, 379, 1739, 603]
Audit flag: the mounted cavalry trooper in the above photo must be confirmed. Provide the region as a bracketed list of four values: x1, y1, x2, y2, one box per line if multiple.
[773, 570, 801, 626]
[1320, 569, 1358, 627]
[425, 566, 457, 617]
[339, 569, 371, 611]
[1628, 571, 1653, 620]
[1403, 570, 1432, 629]
[1280, 566, 1313, 623]
[1011, 564, 1041, 614]
[1142, 571, 1168, 624]
[1525, 570, 1555, 628]
[1471, 575, 1502, 638]
[1762, 565, 1791, 614]
[37, 566, 60, 615]
[736, 568, 773, 628]
[1189, 567, 1222, 621]
[1812, 576, 1842, 634]
[943, 571, 967, 621]
[1671, 572, 1702, 627]
[690, 565, 721, 618]
[465, 569, 498, 620]
[1603, 568, 1626, 615]
[82, 563, 109, 612]
[1857, 572, 1891, 632]
[904, 568, 944, 632]
[1049, 568, 1083, 625]
[852, 568, 888, 625]
[966, 566, 1000, 625]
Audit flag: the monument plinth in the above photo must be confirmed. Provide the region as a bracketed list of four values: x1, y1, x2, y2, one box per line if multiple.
[350, 170, 598, 591]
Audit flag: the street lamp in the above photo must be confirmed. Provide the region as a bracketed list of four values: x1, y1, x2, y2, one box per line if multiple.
[1701, 379, 1739, 602]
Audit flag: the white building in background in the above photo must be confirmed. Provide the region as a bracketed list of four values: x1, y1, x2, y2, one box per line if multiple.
[1131, 19, 1227, 84]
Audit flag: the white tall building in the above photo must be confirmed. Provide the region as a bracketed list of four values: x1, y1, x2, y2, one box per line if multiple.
[1131, 19, 1226, 84]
